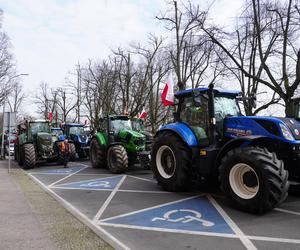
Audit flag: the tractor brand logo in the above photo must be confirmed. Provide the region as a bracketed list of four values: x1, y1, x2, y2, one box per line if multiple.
[226, 128, 252, 136]
[152, 209, 215, 227]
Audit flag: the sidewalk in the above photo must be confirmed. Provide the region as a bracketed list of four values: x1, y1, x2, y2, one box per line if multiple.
[0, 159, 112, 250]
[0, 160, 57, 250]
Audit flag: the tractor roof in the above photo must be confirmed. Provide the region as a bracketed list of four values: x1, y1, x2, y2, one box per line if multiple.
[109, 115, 130, 120]
[30, 119, 49, 123]
[175, 87, 241, 99]
[51, 127, 63, 130]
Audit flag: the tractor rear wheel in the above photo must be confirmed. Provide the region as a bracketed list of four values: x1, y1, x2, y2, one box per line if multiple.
[69, 143, 76, 161]
[107, 145, 128, 174]
[90, 138, 106, 168]
[23, 144, 36, 169]
[151, 131, 191, 191]
[219, 147, 289, 214]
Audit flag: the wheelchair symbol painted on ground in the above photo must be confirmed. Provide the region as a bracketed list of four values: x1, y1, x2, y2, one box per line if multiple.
[152, 209, 214, 227]
[53, 175, 124, 190]
[79, 181, 111, 188]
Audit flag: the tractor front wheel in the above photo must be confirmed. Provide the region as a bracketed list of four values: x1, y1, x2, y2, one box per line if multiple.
[219, 147, 289, 214]
[151, 131, 191, 192]
[69, 143, 76, 161]
[90, 138, 106, 168]
[107, 145, 128, 174]
[23, 144, 36, 169]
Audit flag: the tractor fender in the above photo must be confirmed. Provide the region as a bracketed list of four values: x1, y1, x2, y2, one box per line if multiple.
[215, 135, 278, 168]
[156, 123, 199, 147]
[92, 133, 108, 147]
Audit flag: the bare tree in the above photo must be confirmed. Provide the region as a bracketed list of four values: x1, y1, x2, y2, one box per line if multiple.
[199, 0, 300, 116]
[7, 81, 25, 113]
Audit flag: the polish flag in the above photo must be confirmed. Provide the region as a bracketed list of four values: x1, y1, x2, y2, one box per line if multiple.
[161, 76, 174, 106]
[48, 112, 53, 122]
[139, 109, 147, 119]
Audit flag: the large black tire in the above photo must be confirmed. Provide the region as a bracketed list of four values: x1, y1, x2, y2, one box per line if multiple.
[90, 138, 106, 168]
[107, 145, 128, 174]
[17, 145, 24, 166]
[219, 147, 289, 214]
[151, 131, 191, 191]
[23, 144, 36, 169]
[69, 143, 76, 161]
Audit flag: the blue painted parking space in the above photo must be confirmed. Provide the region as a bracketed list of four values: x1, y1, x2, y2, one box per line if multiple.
[100, 196, 234, 235]
[54, 175, 124, 190]
[37, 166, 84, 175]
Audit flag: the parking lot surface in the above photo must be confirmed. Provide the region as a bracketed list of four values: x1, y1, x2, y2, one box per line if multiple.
[26, 161, 300, 250]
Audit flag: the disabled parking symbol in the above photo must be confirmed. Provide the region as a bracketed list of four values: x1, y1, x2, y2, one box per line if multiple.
[100, 196, 234, 234]
[152, 209, 214, 227]
[53, 175, 123, 190]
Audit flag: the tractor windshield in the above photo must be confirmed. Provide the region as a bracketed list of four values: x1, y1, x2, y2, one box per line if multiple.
[69, 126, 84, 135]
[132, 118, 144, 131]
[51, 129, 63, 136]
[214, 96, 240, 120]
[30, 122, 51, 135]
[111, 118, 132, 132]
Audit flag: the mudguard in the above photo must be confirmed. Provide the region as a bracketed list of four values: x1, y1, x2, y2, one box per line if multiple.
[157, 122, 199, 147]
[93, 132, 108, 146]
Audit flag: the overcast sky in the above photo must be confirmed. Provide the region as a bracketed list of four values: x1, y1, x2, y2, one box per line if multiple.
[1, 0, 243, 115]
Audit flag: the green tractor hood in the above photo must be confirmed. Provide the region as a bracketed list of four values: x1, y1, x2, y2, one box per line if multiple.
[117, 128, 146, 153]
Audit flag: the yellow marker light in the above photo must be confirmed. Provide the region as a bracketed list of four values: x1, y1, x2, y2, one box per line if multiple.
[200, 150, 207, 156]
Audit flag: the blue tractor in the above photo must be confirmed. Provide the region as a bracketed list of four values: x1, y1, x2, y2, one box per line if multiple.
[151, 84, 298, 214]
[63, 123, 89, 160]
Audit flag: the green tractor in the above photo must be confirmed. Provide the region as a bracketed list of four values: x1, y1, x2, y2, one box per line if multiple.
[15, 120, 68, 169]
[131, 117, 153, 151]
[90, 115, 151, 173]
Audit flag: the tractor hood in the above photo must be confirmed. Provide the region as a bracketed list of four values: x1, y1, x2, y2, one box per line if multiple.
[224, 116, 300, 144]
[117, 128, 146, 152]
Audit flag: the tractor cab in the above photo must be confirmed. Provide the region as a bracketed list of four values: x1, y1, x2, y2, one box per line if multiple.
[51, 127, 63, 142]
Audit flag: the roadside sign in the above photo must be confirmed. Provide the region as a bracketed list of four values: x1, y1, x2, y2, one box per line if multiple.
[54, 176, 124, 190]
[100, 196, 234, 234]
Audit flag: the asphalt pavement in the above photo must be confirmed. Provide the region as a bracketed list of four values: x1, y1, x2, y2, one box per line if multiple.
[0, 159, 112, 250]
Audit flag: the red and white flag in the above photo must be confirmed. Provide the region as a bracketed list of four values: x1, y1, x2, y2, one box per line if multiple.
[139, 109, 147, 119]
[161, 76, 174, 106]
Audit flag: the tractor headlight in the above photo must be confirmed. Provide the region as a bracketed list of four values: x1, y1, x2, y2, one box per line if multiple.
[279, 123, 294, 140]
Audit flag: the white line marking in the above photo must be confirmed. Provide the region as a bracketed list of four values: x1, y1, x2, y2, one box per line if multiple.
[48, 166, 88, 187]
[99, 222, 238, 238]
[127, 175, 156, 183]
[99, 195, 202, 223]
[51, 186, 170, 194]
[207, 195, 257, 250]
[28, 173, 129, 250]
[275, 208, 300, 216]
[29, 172, 112, 176]
[248, 235, 300, 244]
[93, 175, 127, 222]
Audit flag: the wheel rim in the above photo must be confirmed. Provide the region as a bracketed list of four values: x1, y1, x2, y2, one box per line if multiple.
[229, 163, 259, 199]
[156, 145, 176, 179]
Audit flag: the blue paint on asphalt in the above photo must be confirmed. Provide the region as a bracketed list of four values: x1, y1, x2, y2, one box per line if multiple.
[102, 196, 234, 234]
[55, 175, 123, 190]
[39, 166, 84, 174]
